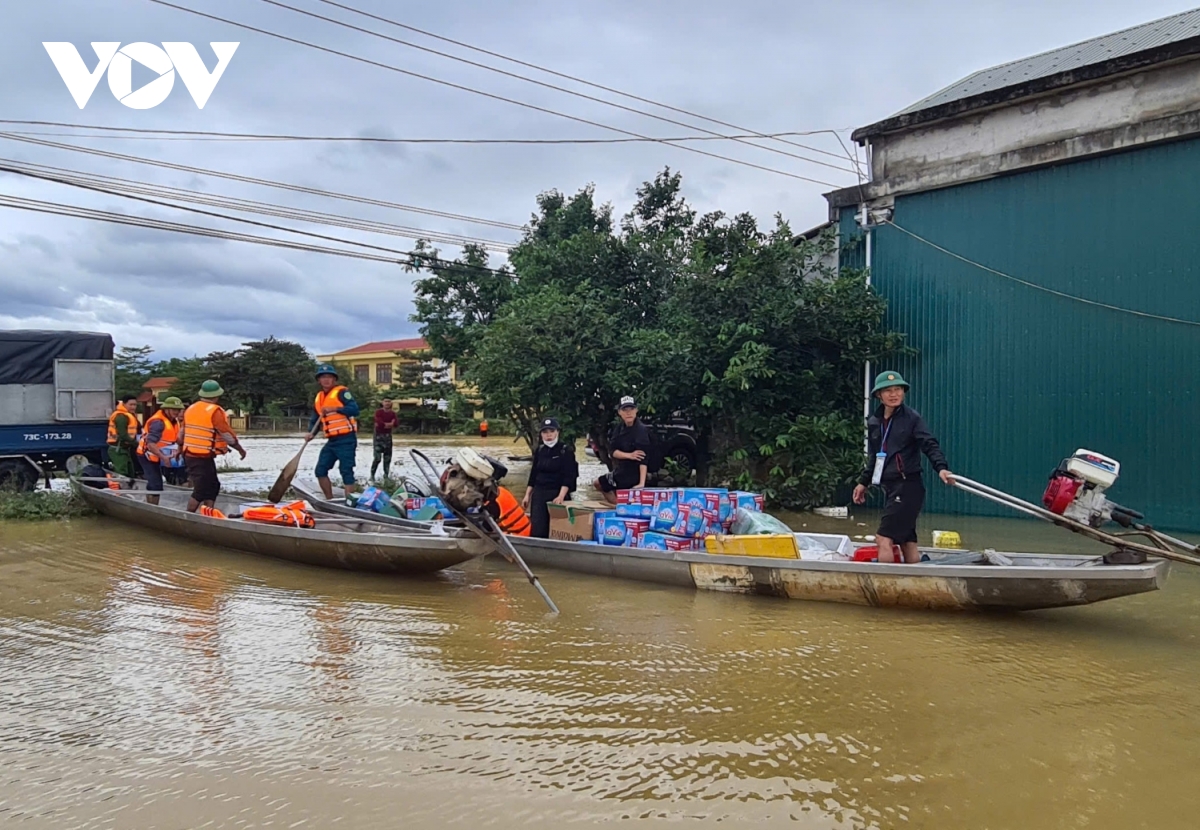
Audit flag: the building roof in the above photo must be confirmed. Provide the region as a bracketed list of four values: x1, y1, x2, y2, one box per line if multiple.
[854, 7, 1200, 141]
[332, 337, 429, 356]
[143, 376, 178, 390]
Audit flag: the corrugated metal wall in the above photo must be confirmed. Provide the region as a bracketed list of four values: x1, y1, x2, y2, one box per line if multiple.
[842, 137, 1200, 530]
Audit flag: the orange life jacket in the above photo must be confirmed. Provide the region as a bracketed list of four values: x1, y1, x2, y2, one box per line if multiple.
[492, 486, 531, 536]
[181, 402, 230, 457]
[315, 386, 357, 437]
[137, 410, 179, 463]
[105, 472, 121, 491]
[106, 404, 139, 445]
[243, 502, 316, 529]
[199, 505, 227, 519]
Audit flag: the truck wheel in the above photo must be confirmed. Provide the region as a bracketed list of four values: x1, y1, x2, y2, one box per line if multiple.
[671, 447, 696, 472]
[0, 460, 38, 492]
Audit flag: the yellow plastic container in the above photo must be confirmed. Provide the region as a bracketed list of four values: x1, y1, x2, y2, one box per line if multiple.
[704, 534, 799, 559]
[932, 530, 962, 549]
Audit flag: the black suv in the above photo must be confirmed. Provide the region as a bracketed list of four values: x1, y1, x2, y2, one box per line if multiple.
[587, 417, 698, 476]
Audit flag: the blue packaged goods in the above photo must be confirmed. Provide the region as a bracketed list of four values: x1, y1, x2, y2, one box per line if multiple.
[594, 513, 650, 546]
[356, 486, 391, 513]
[638, 531, 698, 551]
[405, 496, 448, 516]
[731, 491, 765, 512]
[680, 489, 720, 513]
[650, 500, 685, 533]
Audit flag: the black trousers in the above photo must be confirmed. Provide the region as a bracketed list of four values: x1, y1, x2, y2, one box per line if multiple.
[529, 487, 560, 538]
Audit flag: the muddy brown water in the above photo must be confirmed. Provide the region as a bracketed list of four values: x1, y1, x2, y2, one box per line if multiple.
[6, 437, 1200, 827]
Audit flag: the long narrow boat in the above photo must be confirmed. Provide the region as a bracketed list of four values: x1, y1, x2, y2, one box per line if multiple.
[74, 482, 492, 574]
[295, 486, 1168, 611]
[502, 536, 1166, 611]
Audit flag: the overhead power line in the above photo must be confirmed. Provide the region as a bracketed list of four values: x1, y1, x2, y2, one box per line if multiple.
[0, 132, 525, 231]
[883, 219, 1200, 328]
[255, 0, 855, 175]
[0, 158, 513, 251]
[144, 0, 843, 188]
[0, 119, 838, 146]
[0, 192, 413, 265]
[315, 0, 865, 177]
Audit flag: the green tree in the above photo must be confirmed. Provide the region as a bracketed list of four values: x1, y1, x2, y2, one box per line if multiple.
[410, 242, 515, 366]
[411, 169, 904, 506]
[114, 345, 154, 400]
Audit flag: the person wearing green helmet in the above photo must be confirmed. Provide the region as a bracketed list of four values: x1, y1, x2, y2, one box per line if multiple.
[853, 371, 955, 564]
[136, 395, 185, 505]
[308, 363, 361, 500]
[180, 380, 246, 512]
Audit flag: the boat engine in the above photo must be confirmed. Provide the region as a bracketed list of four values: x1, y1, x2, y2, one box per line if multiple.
[1041, 449, 1143, 529]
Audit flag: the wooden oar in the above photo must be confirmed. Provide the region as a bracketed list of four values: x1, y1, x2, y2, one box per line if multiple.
[267, 425, 319, 504]
[409, 449, 559, 614]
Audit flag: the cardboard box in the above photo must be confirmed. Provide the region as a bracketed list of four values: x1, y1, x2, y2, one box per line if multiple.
[638, 531, 700, 552]
[594, 514, 651, 546]
[547, 500, 610, 542]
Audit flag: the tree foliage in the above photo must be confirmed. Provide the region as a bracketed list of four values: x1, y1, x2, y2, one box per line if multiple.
[411, 169, 905, 507]
[114, 345, 154, 399]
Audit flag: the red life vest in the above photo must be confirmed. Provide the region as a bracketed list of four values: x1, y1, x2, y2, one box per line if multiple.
[492, 487, 531, 536]
[243, 501, 316, 529]
[137, 410, 179, 463]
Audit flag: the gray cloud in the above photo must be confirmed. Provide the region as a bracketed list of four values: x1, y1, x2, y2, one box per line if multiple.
[1, 0, 1195, 359]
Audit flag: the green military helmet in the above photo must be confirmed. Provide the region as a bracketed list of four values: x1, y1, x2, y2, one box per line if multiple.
[160, 396, 185, 410]
[198, 379, 224, 398]
[315, 362, 339, 379]
[871, 371, 910, 395]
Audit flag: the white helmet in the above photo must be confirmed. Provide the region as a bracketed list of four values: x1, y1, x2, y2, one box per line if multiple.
[454, 447, 494, 481]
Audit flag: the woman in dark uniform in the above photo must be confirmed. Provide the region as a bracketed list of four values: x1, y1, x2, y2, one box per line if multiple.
[522, 417, 579, 538]
[852, 371, 955, 563]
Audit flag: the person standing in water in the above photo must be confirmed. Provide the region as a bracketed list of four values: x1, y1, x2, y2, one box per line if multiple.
[853, 371, 955, 564]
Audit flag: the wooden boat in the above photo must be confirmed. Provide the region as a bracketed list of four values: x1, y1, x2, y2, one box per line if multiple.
[294, 483, 1167, 611]
[502, 536, 1167, 611]
[73, 481, 492, 574]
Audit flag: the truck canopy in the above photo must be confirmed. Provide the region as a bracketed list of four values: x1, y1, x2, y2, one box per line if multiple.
[0, 330, 114, 384]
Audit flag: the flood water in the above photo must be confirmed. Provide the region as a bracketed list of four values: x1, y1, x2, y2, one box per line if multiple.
[7, 436, 1200, 827]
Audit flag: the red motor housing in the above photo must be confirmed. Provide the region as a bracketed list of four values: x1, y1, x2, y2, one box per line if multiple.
[1042, 472, 1081, 514]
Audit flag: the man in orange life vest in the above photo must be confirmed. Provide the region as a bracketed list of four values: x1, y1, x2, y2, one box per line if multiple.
[180, 380, 247, 513]
[106, 394, 141, 479]
[309, 364, 361, 500]
[137, 395, 184, 505]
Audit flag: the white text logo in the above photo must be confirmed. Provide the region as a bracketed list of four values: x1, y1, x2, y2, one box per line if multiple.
[43, 42, 240, 109]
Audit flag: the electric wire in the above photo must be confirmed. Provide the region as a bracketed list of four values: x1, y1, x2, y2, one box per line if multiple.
[883, 219, 1200, 328]
[255, 0, 855, 175]
[0, 158, 514, 251]
[315, 0, 866, 176]
[0, 119, 838, 146]
[0, 132, 525, 231]
[142, 0, 843, 187]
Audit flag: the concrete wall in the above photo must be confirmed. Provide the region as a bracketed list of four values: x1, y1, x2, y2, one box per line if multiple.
[830, 56, 1200, 209]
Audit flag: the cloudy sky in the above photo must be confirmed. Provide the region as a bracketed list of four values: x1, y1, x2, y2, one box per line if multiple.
[2, 0, 1195, 359]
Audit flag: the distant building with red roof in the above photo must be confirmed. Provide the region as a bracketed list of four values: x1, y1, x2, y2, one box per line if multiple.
[316, 338, 458, 402]
[140, 376, 179, 406]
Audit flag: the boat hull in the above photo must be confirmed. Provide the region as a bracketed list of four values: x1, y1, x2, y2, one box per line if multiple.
[75, 483, 491, 574]
[507, 537, 1167, 611]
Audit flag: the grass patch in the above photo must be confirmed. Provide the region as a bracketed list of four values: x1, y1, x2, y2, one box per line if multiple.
[0, 488, 96, 521]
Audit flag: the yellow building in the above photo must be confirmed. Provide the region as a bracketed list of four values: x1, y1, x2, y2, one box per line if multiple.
[316, 338, 459, 405]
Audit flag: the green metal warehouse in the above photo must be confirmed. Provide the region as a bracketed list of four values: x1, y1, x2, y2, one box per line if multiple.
[827, 9, 1200, 530]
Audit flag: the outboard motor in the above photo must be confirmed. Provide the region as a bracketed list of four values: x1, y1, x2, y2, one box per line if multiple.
[1041, 449, 1143, 529]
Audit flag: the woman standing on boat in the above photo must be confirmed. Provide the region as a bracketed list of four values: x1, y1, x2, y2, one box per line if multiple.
[853, 371, 955, 564]
[522, 417, 579, 538]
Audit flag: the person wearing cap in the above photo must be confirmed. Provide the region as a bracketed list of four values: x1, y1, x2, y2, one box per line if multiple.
[180, 380, 247, 513]
[136, 396, 184, 505]
[595, 396, 651, 505]
[309, 363, 361, 500]
[522, 417, 579, 537]
[853, 371, 954, 564]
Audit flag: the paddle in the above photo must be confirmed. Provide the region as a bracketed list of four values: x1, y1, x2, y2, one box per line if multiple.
[267, 425, 319, 504]
[409, 449, 560, 614]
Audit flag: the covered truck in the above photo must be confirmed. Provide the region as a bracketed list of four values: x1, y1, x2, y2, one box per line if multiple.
[0, 330, 115, 490]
